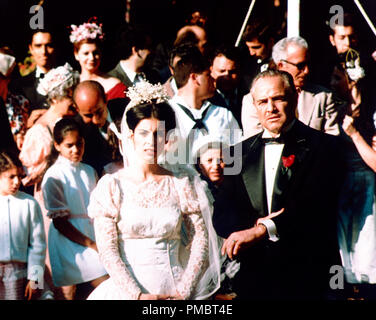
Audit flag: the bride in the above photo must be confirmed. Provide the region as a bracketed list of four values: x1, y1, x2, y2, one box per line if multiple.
[87, 82, 221, 300]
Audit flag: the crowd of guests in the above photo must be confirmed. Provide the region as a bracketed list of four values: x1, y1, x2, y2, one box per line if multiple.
[0, 6, 376, 301]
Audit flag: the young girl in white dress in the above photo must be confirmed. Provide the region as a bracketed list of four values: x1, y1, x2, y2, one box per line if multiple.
[0, 151, 46, 300]
[87, 83, 221, 300]
[41, 117, 108, 299]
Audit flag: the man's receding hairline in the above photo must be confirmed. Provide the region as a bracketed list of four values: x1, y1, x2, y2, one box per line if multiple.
[73, 81, 105, 102]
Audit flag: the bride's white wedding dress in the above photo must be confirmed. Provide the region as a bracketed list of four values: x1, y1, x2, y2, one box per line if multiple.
[87, 169, 210, 300]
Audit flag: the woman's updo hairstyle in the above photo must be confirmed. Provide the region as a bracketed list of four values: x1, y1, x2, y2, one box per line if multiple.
[126, 102, 176, 134]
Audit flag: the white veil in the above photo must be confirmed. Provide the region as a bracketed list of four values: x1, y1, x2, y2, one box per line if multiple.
[116, 81, 222, 300]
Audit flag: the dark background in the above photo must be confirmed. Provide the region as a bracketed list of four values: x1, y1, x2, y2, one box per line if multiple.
[0, 0, 375, 75]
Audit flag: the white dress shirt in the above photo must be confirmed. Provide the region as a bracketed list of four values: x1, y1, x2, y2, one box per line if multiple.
[119, 62, 145, 84]
[259, 129, 285, 242]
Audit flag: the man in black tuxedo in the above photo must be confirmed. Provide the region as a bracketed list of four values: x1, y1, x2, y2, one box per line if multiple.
[13, 30, 56, 114]
[213, 69, 344, 300]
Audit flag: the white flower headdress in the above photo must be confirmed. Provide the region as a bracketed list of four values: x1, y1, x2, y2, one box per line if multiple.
[69, 18, 104, 43]
[37, 63, 79, 96]
[125, 80, 169, 111]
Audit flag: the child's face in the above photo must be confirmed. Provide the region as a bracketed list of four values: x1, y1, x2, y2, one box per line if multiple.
[55, 130, 85, 163]
[0, 166, 21, 196]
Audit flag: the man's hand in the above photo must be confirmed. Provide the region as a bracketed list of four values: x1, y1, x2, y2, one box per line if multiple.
[221, 225, 267, 260]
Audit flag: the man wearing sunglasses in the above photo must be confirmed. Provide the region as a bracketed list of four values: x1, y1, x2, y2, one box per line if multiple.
[242, 36, 346, 139]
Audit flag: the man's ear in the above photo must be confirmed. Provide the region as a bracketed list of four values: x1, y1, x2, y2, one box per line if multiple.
[191, 72, 199, 85]
[329, 34, 336, 47]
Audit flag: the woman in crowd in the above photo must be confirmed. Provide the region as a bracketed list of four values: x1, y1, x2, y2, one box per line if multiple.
[331, 55, 376, 298]
[20, 63, 79, 210]
[87, 82, 221, 300]
[70, 19, 127, 101]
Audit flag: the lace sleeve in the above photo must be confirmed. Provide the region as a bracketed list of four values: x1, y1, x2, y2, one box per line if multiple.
[93, 217, 142, 299]
[176, 176, 209, 299]
[179, 176, 201, 215]
[88, 174, 142, 299]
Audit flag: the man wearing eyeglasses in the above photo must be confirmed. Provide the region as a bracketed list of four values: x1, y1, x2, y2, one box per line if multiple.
[241, 37, 346, 139]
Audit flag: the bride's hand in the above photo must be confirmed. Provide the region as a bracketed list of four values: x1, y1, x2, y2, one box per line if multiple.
[138, 293, 171, 300]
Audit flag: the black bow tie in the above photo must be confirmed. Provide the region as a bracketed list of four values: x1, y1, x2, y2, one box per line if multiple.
[39, 73, 45, 79]
[262, 136, 284, 144]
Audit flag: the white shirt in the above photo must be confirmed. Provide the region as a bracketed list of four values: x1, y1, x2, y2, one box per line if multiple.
[170, 78, 178, 96]
[0, 191, 46, 279]
[260, 130, 284, 243]
[119, 62, 145, 84]
[35, 66, 45, 79]
[262, 130, 285, 214]
[259, 120, 296, 242]
[169, 95, 242, 145]
[120, 61, 137, 83]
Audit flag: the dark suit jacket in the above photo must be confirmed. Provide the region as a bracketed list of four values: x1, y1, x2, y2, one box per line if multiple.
[75, 115, 113, 176]
[108, 63, 133, 88]
[108, 62, 162, 87]
[12, 70, 48, 112]
[213, 120, 345, 300]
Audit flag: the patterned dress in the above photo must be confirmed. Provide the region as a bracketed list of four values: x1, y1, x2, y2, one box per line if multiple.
[87, 169, 209, 300]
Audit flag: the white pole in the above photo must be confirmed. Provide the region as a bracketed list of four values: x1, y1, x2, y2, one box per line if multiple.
[354, 0, 376, 37]
[235, 0, 257, 47]
[287, 0, 300, 37]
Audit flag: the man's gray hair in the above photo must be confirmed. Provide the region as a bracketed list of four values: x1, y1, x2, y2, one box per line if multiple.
[250, 69, 297, 98]
[272, 36, 309, 64]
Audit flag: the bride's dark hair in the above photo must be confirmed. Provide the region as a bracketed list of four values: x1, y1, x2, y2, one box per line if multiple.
[126, 102, 176, 133]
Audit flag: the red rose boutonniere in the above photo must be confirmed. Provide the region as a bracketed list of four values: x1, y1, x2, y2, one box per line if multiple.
[282, 155, 295, 172]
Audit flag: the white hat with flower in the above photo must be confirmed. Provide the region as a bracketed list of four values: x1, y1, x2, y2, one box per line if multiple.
[37, 63, 79, 96]
[69, 17, 104, 43]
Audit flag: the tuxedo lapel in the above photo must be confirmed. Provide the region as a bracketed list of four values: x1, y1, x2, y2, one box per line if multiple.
[241, 135, 268, 216]
[271, 122, 311, 212]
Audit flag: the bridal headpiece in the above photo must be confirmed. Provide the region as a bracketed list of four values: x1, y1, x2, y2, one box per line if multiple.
[125, 80, 169, 111]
